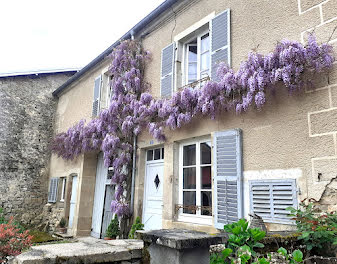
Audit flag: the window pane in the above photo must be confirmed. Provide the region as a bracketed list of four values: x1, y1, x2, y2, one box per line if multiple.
[201, 34, 209, 53]
[188, 45, 197, 62]
[183, 191, 196, 214]
[201, 191, 212, 216]
[154, 148, 161, 160]
[200, 142, 211, 164]
[161, 148, 164, 159]
[188, 62, 197, 82]
[183, 167, 196, 189]
[201, 52, 210, 71]
[201, 166, 211, 189]
[147, 150, 153, 161]
[183, 144, 196, 166]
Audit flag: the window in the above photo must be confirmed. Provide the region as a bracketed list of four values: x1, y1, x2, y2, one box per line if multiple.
[185, 32, 210, 85]
[249, 179, 298, 224]
[178, 139, 212, 224]
[60, 177, 67, 202]
[92, 71, 112, 117]
[48, 178, 59, 203]
[147, 147, 164, 161]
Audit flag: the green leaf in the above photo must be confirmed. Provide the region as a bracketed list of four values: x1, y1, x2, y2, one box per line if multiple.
[253, 242, 265, 248]
[277, 247, 287, 256]
[258, 258, 270, 264]
[221, 248, 233, 258]
[292, 250, 303, 262]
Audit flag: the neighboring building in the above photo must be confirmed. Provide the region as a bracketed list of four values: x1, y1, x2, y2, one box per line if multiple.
[0, 69, 77, 228]
[49, 0, 337, 237]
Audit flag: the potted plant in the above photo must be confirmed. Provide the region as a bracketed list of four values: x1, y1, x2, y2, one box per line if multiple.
[105, 215, 120, 240]
[59, 217, 67, 234]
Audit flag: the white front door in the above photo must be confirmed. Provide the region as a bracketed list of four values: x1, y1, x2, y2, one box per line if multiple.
[143, 160, 164, 231]
[68, 175, 78, 228]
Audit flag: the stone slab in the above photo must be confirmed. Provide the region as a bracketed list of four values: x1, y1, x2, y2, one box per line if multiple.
[139, 229, 223, 250]
[10, 237, 143, 264]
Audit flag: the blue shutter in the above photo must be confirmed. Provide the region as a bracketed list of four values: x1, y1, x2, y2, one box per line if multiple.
[210, 9, 231, 81]
[160, 43, 175, 98]
[249, 179, 298, 224]
[48, 178, 59, 203]
[92, 75, 102, 117]
[213, 129, 243, 229]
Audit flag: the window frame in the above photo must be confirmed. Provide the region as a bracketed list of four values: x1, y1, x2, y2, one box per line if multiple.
[178, 137, 212, 225]
[182, 29, 210, 86]
[60, 177, 67, 202]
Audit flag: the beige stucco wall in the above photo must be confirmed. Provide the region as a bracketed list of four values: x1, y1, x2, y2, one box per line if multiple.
[48, 60, 110, 236]
[135, 0, 337, 232]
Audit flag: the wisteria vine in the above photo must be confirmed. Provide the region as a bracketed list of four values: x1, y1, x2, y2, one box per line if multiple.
[52, 35, 334, 217]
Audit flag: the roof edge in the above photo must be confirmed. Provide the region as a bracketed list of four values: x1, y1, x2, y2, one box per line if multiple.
[0, 68, 79, 78]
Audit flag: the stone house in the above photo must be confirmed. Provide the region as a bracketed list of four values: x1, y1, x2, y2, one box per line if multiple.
[0, 69, 77, 227]
[48, 0, 337, 237]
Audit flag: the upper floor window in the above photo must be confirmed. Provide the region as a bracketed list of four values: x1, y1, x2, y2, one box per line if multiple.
[185, 32, 210, 85]
[160, 10, 230, 98]
[92, 70, 112, 117]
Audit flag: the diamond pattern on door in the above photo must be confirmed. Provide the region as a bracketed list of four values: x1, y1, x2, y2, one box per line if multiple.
[154, 174, 160, 189]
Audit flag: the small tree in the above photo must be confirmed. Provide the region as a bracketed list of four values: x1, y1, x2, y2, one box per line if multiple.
[59, 218, 66, 228]
[129, 216, 144, 239]
[105, 215, 120, 239]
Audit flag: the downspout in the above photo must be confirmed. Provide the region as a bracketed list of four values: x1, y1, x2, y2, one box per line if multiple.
[130, 32, 136, 215]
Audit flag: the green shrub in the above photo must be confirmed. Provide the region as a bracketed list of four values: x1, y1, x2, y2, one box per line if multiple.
[211, 219, 266, 263]
[128, 216, 144, 239]
[59, 218, 67, 228]
[287, 202, 337, 256]
[105, 215, 120, 239]
[0, 208, 5, 224]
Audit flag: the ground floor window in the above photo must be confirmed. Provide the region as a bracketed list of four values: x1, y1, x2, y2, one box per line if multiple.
[178, 139, 212, 224]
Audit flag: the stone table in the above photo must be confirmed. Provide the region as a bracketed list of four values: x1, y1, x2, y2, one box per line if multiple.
[138, 229, 224, 264]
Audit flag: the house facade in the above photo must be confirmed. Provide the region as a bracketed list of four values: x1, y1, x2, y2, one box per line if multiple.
[49, 0, 337, 237]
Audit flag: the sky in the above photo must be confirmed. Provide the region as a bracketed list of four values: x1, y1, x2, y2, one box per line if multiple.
[0, 0, 164, 74]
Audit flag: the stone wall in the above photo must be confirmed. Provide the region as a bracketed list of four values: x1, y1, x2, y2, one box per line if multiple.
[0, 72, 75, 226]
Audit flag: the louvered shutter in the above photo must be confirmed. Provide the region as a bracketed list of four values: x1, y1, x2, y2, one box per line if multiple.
[92, 75, 102, 117]
[48, 178, 59, 203]
[213, 129, 243, 229]
[210, 9, 230, 81]
[160, 43, 175, 98]
[249, 180, 297, 223]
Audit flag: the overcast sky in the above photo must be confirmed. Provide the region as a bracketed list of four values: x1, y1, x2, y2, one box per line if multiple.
[0, 0, 164, 74]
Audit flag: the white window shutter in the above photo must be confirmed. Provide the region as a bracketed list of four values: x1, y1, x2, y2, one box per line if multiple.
[160, 43, 175, 98]
[213, 129, 243, 229]
[249, 180, 298, 224]
[48, 178, 59, 203]
[210, 9, 230, 81]
[92, 75, 102, 117]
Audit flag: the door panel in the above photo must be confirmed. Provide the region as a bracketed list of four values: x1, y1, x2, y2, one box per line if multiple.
[143, 162, 164, 231]
[101, 185, 115, 237]
[68, 175, 78, 228]
[91, 153, 107, 238]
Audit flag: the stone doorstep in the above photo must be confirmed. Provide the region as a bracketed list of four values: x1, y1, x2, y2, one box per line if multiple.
[138, 229, 224, 250]
[53, 232, 74, 239]
[10, 238, 144, 264]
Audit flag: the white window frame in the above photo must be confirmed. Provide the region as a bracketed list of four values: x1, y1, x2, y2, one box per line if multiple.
[182, 29, 210, 86]
[178, 137, 212, 225]
[60, 177, 66, 202]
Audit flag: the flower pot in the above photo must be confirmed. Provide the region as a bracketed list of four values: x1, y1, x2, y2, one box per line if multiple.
[59, 227, 67, 234]
[104, 237, 116, 240]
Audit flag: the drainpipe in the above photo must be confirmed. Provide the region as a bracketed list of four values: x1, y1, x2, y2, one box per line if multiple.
[130, 32, 136, 216]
